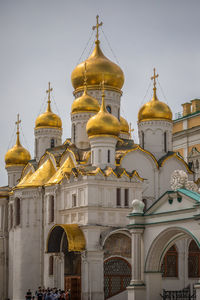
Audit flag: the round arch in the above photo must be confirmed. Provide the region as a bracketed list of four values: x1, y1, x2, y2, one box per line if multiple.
[145, 226, 200, 273]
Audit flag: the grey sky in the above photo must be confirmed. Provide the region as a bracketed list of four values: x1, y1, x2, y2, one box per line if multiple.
[0, 0, 200, 185]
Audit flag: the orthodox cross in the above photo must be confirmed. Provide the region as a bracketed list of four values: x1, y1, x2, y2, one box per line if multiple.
[151, 68, 159, 89]
[129, 122, 134, 138]
[15, 113, 21, 134]
[92, 15, 103, 42]
[46, 82, 53, 103]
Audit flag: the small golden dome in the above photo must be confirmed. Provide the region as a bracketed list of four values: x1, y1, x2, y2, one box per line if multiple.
[71, 89, 100, 114]
[5, 129, 31, 168]
[35, 102, 62, 129]
[138, 69, 172, 122]
[71, 41, 124, 92]
[35, 82, 62, 129]
[86, 87, 120, 137]
[138, 93, 172, 122]
[120, 116, 129, 133]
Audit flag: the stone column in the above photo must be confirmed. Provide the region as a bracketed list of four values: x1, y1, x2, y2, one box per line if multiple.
[127, 199, 146, 300]
[130, 228, 144, 285]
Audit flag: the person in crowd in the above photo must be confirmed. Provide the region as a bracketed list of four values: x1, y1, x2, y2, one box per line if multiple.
[25, 289, 32, 300]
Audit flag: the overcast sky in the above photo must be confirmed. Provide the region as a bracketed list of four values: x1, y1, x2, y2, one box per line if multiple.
[0, 0, 200, 185]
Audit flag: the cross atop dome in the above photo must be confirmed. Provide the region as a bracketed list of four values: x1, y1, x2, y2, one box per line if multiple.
[92, 15, 103, 44]
[15, 113, 21, 145]
[151, 68, 159, 100]
[46, 82, 53, 109]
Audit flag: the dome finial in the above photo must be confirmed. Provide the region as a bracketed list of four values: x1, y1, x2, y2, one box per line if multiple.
[100, 77, 106, 112]
[83, 62, 88, 94]
[151, 68, 159, 101]
[15, 113, 21, 146]
[46, 82, 53, 112]
[92, 15, 103, 44]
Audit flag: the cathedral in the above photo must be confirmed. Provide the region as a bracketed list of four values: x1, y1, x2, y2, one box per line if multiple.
[1, 16, 200, 300]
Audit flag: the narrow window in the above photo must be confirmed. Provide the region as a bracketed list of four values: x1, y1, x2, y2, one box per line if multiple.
[124, 189, 129, 207]
[10, 204, 13, 229]
[72, 194, 77, 207]
[49, 195, 54, 223]
[116, 188, 121, 207]
[15, 198, 20, 226]
[142, 131, 144, 148]
[108, 150, 110, 163]
[118, 108, 120, 120]
[196, 160, 199, 170]
[188, 240, 200, 278]
[91, 151, 94, 164]
[164, 132, 167, 152]
[106, 105, 112, 114]
[72, 124, 76, 143]
[162, 245, 178, 277]
[49, 256, 54, 276]
[98, 149, 101, 163]
[51, 138, 55, 148]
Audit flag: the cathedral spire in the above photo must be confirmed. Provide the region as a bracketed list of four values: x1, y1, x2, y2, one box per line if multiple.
[151, 68, 159, 101]
[46, 82, 53, 112]
[92, 15, 103, 44]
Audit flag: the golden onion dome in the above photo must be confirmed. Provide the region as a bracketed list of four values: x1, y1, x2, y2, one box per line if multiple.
[35, 82, 62, 129]
[35, 102, 62, 129]
[138, 92, 172, 122]
[5, 129, 31, 168]
[138, 69, 172, 122]
[120, 116, 129, 133]
[71, 40, 124, 92]
[71, 88, 100, 114]
[86, 88, 120, 137]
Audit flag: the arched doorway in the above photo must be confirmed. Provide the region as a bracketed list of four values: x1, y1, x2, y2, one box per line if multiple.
[145, 226, 200, 299]
[47, 224, 85, 300]
[103, 232, 131, 299]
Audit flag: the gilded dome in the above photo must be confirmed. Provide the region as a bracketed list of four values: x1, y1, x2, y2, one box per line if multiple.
[120, 116, 129, 133]
[86, 91, 120, 137]
[138, 68, 172, 122]
[35, 101, 62, 129]
[71, 41, 124, 92]
[5, 134, 31, 167]
[71, 89, 100, 114]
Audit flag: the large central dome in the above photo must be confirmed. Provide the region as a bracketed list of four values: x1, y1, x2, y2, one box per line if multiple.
[71, 41, 124, 92]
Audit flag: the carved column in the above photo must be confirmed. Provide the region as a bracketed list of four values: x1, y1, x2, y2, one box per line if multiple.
[130, 228, 144, 285]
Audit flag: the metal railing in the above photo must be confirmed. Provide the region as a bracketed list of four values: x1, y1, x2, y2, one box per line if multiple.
[160, 287, 196, 300]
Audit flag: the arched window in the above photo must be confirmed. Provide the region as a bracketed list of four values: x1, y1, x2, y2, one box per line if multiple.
[51, 138, 55, 148]
[104, 257, 131, 299]
[188, 240, 200, 278]
[164, 132, 167, 152]
[116, 188, 121, 207]
[72, 124, 76, 143]
[108, 150, 110, 163]
[15, 198, 21, 226]
[49, 255, 54, 276]
[106, 105, 112, 114]
[162, 245, 178, 277]
[49, 195, 54, 223]
[141, 131, 144, 148]
[124, 189, 129, 207]
[118, 108, 120, 120]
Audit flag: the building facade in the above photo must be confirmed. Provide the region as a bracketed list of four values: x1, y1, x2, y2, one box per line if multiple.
[0, 16, 200, 300]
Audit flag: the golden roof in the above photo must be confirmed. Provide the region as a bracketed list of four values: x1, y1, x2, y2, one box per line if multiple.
[17, 170, 33, 187]
[86, 83, 120, 137]
[35, 82, 62, 129]
[46, 156, 75, 185]
[71, 88, 100, 114]
[47, 224, 86, 252]
[71, 16, 124, 92]
[138, 68, 172, 122]
[5, 115, 31, 167]
[120, 116, 129, 134]
[17, 158, 56, 188]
